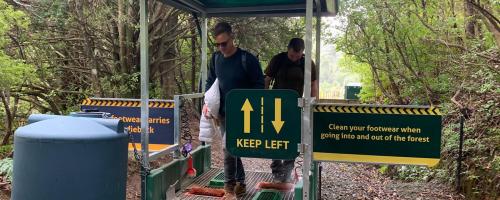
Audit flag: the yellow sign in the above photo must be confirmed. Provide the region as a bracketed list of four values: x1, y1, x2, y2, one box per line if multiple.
[271, 98, 285, 134]
[226, 89, 301, 159]
[241, 99, 253, 133]
[236, 139, 290, 149]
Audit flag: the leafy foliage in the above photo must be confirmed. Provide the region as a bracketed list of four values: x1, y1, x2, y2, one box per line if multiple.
[0, 1, 328, 142]
[397, 166, 432, 182]
[0, 0, 497, 198]
[336, 0, 499, 198]
[0, 145, 12, 159]
[0, 158, 12, 182]
[0, 0, 33, 89]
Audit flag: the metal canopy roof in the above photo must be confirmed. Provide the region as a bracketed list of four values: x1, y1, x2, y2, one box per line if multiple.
[161, 0, 339, 17]
[138, 0, 328, 199]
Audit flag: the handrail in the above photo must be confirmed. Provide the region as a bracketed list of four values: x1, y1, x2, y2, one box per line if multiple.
[147, 93, 204, 161]
[85, 97, 174, 102]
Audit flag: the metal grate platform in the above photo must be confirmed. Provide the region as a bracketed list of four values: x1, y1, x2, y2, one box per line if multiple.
[178, 168, 295, 200]
[208, 171, 225, 188]
[253, 189, 282, 200]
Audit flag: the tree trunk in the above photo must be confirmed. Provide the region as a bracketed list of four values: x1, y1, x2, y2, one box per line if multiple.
[1, 90, 13, 145]
[191, 30, 197, 93]
[179, 46, 189, 94]
[76, 1, 103, 97]
[369, 63, 392, 100]
[161, 10, 179, 98]
[390, 32, 435, 105]
[128, 0, 138, 73]
[421, 0, 428, 21]
[469, 0, 500, 48]
[384, 40, 404, 105]
[464, 0, 477, 38]
[377, 10, 405, 104]
[118, 0, 128, 74]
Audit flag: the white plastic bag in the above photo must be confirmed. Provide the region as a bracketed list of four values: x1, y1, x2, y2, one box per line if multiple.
[198, 115, 215, 143]
[204, 79, 220, 119]
[199, 79, 220, 143]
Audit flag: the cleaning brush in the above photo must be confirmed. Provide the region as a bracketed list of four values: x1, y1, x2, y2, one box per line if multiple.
[187, 186, 225, 197]
[186, 155, 197, 178]
[256, 182, 294, 191]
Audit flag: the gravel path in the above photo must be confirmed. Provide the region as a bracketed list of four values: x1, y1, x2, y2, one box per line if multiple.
[209, 128, 463, 200]
[123, 115, 463, 200]
[319, 162, 463, 200]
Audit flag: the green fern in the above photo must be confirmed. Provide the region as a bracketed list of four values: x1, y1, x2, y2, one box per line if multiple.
[0, 158, 13, 182]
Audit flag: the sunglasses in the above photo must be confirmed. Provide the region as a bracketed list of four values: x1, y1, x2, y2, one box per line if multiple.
[215, 38, 231, 48]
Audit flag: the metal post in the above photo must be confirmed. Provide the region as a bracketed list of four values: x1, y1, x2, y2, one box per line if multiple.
[139, 0, 149, 199]
[318, 162, 322, 199]
[456, 114, 465, 191]
[314, 7, 321, 199]
[303, 0, 314, 199]
[173, 95, 181, 158]
[315, 2, 321, 97]
[311, 162, 320, 200]
[200, 17, 208, 92]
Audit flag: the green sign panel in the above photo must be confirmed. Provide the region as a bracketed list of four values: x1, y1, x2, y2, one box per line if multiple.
[226, 89, 301, 159]
[313, 105, 442, 167]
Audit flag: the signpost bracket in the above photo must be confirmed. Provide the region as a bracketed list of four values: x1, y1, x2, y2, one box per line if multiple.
[298, 98, 305, 108]
[298, 143, 308, 154]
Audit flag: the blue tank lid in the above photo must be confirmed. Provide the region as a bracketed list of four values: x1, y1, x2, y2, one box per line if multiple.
[15, 117, 126, 141]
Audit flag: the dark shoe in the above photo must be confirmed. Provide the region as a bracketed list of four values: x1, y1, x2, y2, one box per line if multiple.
[273, 177, 294, 184]
[223, 182, 236, 200]
[234, 182, 247, 197]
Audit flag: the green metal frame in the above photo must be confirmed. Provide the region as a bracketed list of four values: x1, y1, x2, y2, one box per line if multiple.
[161, 0, 339, 17]
[146, 145, 212, 199]
[208, 171, 225, 188]
[252, 189, 283, 200]
[139, 0, 338, 199]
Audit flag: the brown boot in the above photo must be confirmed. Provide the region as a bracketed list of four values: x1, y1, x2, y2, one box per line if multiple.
[223, 182, 237, 200]
[234, 182, 247, 197]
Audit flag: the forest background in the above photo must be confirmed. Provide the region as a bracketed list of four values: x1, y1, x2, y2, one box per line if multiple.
[0, 0, 498, 199]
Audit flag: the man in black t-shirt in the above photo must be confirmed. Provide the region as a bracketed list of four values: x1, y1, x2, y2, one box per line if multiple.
[264, 38, 318, 183]
[204, 22, 264, 199]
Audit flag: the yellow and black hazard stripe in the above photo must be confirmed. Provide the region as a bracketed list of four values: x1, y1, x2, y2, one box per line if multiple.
[81, 98, 174, 108]
[148, 101, 175, 108]
[313, 105, 441, 115]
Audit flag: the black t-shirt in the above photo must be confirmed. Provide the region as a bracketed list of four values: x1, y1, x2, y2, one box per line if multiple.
[264, 52, 316, 95]
[205, 48, 264, 116]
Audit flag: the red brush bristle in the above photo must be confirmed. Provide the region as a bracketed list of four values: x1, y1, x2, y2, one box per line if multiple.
[188, 187, 225, 197]
[257, 182, 294, 191]
[187, 168, 197, 178]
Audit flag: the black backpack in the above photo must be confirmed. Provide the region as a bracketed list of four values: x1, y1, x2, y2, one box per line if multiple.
[270, 53, 305, 88]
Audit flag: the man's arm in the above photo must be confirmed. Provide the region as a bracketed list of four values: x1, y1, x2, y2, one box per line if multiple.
[311, 60, 318, 98]
[247, 55, 264, 89]
[263, 55, 278, 89]
[203, 53, 217, 118]
[264, 76, 273, 89]
[205, 53, 217, 91]
[311, 80, 319, 98]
